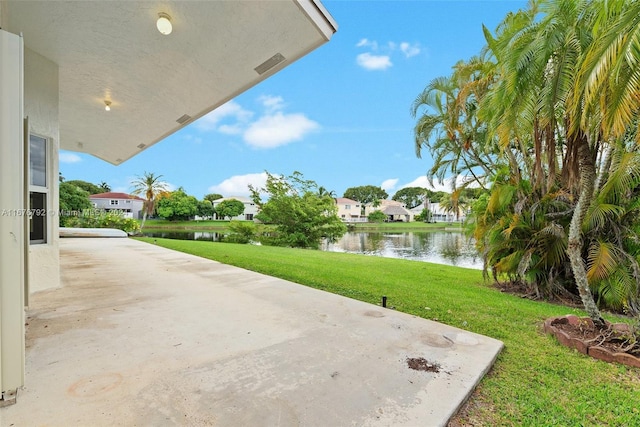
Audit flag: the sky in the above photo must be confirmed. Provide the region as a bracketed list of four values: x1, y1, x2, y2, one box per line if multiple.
[59, 0, 527, 199]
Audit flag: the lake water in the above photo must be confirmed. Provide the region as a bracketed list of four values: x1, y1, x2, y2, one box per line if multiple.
[142, 230, 482, 270]
[323, 231, 482, 270]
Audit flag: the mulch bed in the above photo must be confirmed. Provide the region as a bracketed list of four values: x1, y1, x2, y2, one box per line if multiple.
[544, 315, 640, 368]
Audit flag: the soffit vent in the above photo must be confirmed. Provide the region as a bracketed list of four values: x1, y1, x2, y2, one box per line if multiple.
[137, 143, 146, 149]
[176, 114, 192, 125]
[254, 53, 286, 75]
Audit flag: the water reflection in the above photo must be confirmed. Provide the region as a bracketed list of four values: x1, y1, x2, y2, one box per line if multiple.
[323, 231, 482, 269]
[143, 231, 224, 242]
[143, 230, 482, 269]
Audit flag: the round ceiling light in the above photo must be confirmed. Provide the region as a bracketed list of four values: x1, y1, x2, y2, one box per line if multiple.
[156, 13, 173, 35]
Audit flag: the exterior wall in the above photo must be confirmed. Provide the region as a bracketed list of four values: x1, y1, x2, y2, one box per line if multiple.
[335, 198, 363, 221]
[0, 28, 25, 399]
[212, 197, 258, 221]
[24, 48, 60, 293]
[90, 197, 144, 219]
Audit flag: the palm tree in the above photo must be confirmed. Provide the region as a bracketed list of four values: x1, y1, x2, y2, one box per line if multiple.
[131, 172, 168, 230]
[317, 186, 336, 199]
[98, 181, 111, 193]
[415, 0, 640, 323]
[411, 58, 497, 191]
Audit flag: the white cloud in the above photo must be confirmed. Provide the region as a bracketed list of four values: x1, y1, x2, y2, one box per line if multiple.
[244, 112, 319, 149]
[194, 100, 253, 132]
[356, 53, 392, 71]
[402, 175, 480, 193]
[258, 95, 285, 112]
[381, 178, 399, 191]
[208, 172, 268, 197]
[355, 38, 420, 70]
[59, 152, 82, 163]
[193, 96, 318, 149]
[218, 124, 244, 135]
[400, 42, 421, 58]
[356, 38, 378, 49]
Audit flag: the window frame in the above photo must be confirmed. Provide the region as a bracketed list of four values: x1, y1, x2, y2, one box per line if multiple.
[28, 134, 49, 245]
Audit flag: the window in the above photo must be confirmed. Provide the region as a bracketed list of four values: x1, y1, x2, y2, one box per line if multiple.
[110, 200, 119, 205]
[29, 135, 48, 244]
[345, 205, 351, 210]
[245, 214, 253, 221]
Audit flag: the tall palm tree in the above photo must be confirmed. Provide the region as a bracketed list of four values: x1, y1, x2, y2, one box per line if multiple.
[98, 181, 111, 193]
[131, 172, 168, 230]
[414, 0, 640, 323]
[317, 186, 336, 199]
[411, 59, 497, 191]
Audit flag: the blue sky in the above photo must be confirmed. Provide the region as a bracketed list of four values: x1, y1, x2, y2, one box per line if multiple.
[59, 0, 527, 199]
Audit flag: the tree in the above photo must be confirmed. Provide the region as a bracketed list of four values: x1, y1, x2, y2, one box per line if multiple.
[317, 186, 336, 198]
[250, 171, 347, 249]
[343, 186, 388, 205]
[130, 172, 168, 229]
[215, 199, 245, 220]
[367, 210, 387, 223]
[98, 181, 111, 192]
[392, 187, 429, 209]
[412, 0, 640, 323]
[59, 182, 92, 226]
[65, 179, 102, 195]
[156, 188, 198, 221]
[197, 200, 214, 219]
[204, 193, 223, 203]
[343, 185, 388, 215]
[414, 208, 433, 223]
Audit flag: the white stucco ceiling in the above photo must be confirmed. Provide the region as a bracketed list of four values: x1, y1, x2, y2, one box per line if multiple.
[4, 0, 336, 164]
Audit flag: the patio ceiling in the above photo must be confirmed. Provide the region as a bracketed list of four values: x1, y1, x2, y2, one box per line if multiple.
[3, 0, 336, 164]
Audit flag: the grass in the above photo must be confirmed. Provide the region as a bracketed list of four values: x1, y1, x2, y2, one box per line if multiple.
[137, 237, 640, 426]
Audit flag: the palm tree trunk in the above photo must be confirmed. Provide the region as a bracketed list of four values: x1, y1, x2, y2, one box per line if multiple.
[140, 210, 148, 230]
[566, 138, 605, 327]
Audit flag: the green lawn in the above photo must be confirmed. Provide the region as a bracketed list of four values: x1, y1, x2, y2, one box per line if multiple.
[137, 237, 640, 426]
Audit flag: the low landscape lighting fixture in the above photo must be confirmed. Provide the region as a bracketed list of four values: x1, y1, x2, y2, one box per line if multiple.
[156, 13, 173, 35]
[104, 100, 111, 111]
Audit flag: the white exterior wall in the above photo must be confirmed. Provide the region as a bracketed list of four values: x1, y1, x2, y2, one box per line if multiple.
[335, 199, 362, 220]
[212, 197, 259, 221]
[0, 28, 25, 400]
[90, 197, 144, 219]
[24, 48, 60, 293]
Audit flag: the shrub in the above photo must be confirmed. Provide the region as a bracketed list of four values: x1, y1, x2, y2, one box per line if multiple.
[367, 210, 387, 223]
[64, 210, 140, 234]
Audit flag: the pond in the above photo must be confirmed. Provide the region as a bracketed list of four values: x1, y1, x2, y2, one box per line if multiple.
[323, 231, 482, 270]
[142, 230, 482, 270]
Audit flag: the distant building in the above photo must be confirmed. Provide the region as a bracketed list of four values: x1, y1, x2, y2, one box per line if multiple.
[369, 199, 414, 222]
[89, 192, 145, 219]
[410, 199, 465, 222]
[335, 197, 366, 222]
[211, 196, 259, 221]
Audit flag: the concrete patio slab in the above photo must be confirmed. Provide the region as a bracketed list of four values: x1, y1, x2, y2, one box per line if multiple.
[2, 238, 503, 426]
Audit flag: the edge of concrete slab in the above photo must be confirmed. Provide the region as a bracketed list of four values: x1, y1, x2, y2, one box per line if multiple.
[4, 237, 504, 426]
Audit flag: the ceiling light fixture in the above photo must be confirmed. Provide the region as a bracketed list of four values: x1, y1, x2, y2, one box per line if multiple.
[104, 100, 111, 111]
[156, 12, 173, 35]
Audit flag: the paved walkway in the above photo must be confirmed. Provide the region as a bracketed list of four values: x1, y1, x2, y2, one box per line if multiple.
[2, 238, 503, 426]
